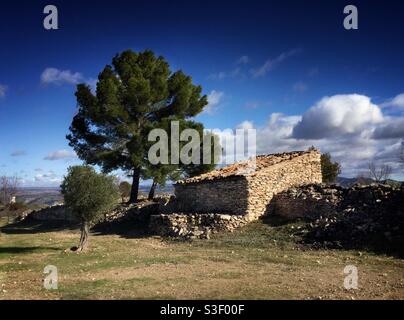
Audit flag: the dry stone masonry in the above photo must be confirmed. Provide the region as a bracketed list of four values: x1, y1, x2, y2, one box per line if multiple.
[174, 149, 322, 219]
[25, 204, 77, 222]
[150, 149, 322, 238]
[23, 201, 159, 226]
[269, 183, 403, 220]
[149, 213, 248, 239]
[270, 183, 404, 254]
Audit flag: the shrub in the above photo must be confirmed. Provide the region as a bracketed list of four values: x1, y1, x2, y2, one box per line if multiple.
[321, 153, 341, 183]
[118, 181, 131, 202]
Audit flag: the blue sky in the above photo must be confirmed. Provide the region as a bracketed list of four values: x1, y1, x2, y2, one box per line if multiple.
[1, 0, 404, 186]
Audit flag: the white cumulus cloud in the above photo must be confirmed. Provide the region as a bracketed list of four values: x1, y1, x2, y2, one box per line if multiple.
[372, 117, 404, 139]
[44, 149, 77, 160]
[381, 93, 404, 110]
[292, 94, 384, 139]
[231, 93, 404, 179]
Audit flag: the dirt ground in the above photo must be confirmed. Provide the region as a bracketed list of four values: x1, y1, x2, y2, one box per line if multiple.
[0, 217, 403, 300]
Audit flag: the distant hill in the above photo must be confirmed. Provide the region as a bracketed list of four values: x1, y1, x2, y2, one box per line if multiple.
[336, 177, 371, 187]
[16, 187, 63, 206]
[15, 184, 174, 207]
[336, 177, 403, 188]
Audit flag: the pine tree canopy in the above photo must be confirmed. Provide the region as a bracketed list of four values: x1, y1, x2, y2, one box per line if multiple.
[66, 49, 211, 202]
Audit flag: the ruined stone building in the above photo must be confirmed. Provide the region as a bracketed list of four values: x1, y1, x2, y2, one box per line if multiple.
[150, 149, 322, 238]
[174, 149, 322, 220]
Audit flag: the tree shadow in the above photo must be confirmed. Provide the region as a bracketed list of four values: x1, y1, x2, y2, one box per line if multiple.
[91, 201, 160, 239]
[0, 218, 80, 235]
[0, 246, 60, 254]
[260, 212, 310, 227]
[92, 218, 152, 239]
[261, 196, 303, 227]
[1, 206, 155, 239]
[261, 213, 300, 227]
[299, 221, 404, 259]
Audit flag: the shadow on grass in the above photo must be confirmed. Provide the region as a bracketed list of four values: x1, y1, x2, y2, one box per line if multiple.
[0, 218, 80, 235]
[261, 214, 404, 259]
[0, 246, 60, 254]
[0, 215, 153, 240]
[261, 214, 300, 227]
[92, 218, 151, 239]
[300, 223, 404, 259]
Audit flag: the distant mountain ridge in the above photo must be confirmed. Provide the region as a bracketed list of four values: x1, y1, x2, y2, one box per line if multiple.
[336, 177, 403, 188]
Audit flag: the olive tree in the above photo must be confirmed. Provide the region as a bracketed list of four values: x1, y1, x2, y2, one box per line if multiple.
[61, 165, 119, 251]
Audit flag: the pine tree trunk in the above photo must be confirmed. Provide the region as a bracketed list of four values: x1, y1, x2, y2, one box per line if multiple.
[77, 220, 89, 252]
[129, 168, 140, 204]
[148, 180, 157, 200]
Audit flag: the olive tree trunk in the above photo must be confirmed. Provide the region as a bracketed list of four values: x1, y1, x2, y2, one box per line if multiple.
[77, 220, 89, 252]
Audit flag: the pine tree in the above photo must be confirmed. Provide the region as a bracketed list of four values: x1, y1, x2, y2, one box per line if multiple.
[67, 50, 208, 203]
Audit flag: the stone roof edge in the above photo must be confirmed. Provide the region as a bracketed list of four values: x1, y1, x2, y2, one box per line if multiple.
[175, 149, 320, 185]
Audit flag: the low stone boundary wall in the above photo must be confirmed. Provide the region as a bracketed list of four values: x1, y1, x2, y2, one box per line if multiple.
[24, 201, 160, 225]
[269, 183, 403, 220]
[268, 184, 343, 219]
[27, 205, 78, 222]
[104, 202, 159, 224]
[149, 213, 248, 239]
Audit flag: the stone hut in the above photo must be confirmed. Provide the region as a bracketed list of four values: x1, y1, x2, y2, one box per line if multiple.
[174, 149, 322, 220]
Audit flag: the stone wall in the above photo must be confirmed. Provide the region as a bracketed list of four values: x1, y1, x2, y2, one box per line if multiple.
[149, 150, 321, 238]
[149, 213, 248, 239]
[104, 202, 159, 224]
[25, 201, 159, 225]
[173, 149, 322, 220]
[270, 183, 404, 254]
[270, 183, 403, 220]
[174, 177, 249, 215]
[245, 151, 322, 220]
[268, 184, 342, 219]
[27, 205, 78, 222]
